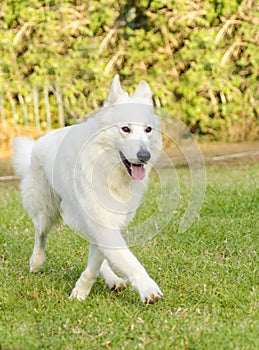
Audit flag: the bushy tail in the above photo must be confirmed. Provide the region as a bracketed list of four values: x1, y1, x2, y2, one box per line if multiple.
[12, 137, 36, 179]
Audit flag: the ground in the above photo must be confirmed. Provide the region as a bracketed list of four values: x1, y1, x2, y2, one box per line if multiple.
[0, 136, 258, 350]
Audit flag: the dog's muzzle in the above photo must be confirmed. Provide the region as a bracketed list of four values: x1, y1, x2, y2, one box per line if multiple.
[120, 151, 148, 181]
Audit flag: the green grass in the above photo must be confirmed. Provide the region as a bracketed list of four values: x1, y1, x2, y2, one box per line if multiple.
[0, 161, 258, 350]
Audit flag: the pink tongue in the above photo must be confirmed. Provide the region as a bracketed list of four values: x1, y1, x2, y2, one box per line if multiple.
[131, 165, 145, 180]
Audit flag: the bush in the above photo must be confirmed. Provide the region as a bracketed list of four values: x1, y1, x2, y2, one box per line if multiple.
[0, 0, 258, 140]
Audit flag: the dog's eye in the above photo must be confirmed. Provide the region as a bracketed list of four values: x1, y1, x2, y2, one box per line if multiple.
[145, 126, 152, 133]
[121, 126, 131, 133]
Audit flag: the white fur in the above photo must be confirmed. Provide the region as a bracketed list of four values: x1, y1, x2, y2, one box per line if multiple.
[12, 75, 163, 304]
[12, 137, 36, 179]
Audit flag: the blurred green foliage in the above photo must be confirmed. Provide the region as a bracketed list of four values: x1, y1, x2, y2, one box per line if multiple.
[0, 0, 258, 140]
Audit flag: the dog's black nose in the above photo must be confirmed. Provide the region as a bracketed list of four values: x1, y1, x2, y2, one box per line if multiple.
[137, 149, 151, 163]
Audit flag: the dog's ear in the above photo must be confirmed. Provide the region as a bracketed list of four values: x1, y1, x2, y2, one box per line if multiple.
[134, 81, 153, 105]
[107, 74, 128, 105]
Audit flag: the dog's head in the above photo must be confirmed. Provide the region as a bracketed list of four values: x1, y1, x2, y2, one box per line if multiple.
[100, 75, 162, 181]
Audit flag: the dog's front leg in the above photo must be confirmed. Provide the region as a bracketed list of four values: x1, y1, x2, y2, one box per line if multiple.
[103, 247, 163, 304]
[100, 259, 127, 291]
[94, 228, 163, 304]
[70, 244, 103, 301]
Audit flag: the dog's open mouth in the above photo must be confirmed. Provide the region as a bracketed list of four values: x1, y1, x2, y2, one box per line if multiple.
[119, 151, 145, 181]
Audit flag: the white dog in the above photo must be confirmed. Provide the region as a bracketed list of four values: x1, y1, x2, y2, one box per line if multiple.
[13, 75, 163, 303]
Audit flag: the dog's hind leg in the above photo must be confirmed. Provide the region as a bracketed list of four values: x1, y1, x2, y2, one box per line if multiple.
[30, 214, 56, 273]
[30, 227, 49, 273]
[100, 260, 126, 291]
[70, 244, 104, 301]
[22, 169, 60, 273]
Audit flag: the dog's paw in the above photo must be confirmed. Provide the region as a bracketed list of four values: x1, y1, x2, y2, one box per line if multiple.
[69, 287, 89, 301]
[109, 278, 127, 292]
[30, 253, 45, 273]
[139, 280, 163, 304]
[144, 290, 163, 304]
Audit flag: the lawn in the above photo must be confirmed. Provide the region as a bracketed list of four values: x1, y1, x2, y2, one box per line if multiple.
[0, 158, 258, 350]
